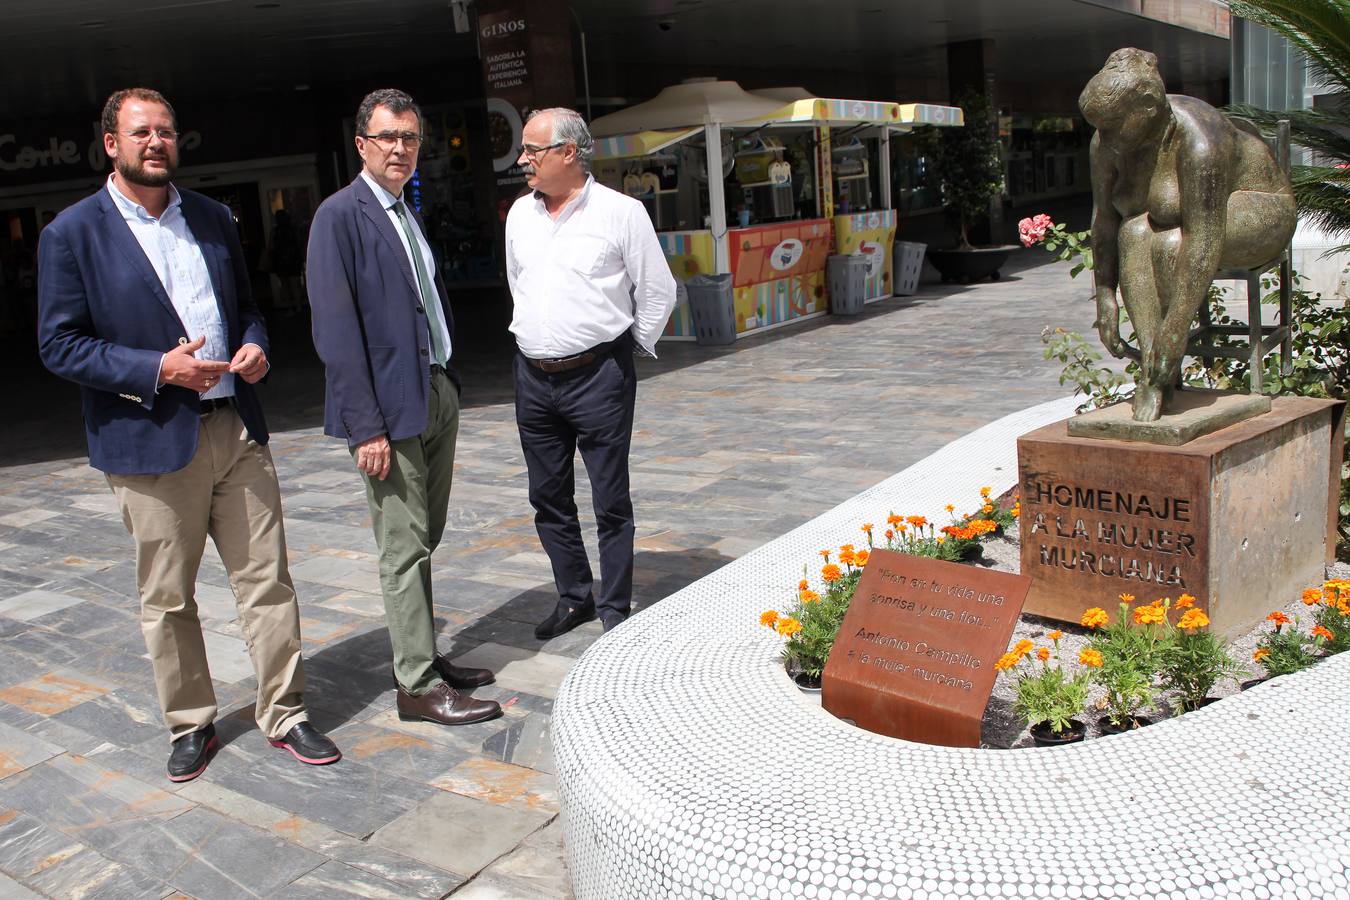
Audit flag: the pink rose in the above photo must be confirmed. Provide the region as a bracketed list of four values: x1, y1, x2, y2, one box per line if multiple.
[1018, 213, 1054, 247]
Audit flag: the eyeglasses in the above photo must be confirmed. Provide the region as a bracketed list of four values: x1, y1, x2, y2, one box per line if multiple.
[360, 131, 423, 150]
[123, 129, 178, 144]
[518, 141, 565, 161]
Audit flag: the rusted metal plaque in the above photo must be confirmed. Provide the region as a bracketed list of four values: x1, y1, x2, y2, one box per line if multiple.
[822, 551, 1029, 748]
[1018, 418, 1212, 624]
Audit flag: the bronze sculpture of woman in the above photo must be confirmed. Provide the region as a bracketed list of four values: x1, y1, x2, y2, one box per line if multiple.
[1080, 48, 1296, 422]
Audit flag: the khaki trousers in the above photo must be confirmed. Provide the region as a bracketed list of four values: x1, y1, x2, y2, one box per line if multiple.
[354, 368, 459, 695]
[107, 406, 307, 740]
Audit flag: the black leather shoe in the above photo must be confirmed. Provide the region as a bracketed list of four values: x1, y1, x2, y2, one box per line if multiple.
[534, 602, 596, 639]
[600, 613, 629, 633]
[396, 682, 502, 726]
[167, 724, 217, 782]
[269, 722, 341, 765]
[433, 654, 495, 688]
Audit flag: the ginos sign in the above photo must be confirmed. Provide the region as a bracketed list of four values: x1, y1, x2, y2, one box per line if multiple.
[481, 17, 525, 39]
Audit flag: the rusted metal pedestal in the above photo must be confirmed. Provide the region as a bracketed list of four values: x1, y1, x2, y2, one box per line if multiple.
[1017, 397, 1343, 637]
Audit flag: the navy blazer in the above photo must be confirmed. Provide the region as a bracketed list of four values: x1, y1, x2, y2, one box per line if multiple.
[306, 176, 459, 447]
[37, 186, 270, 476]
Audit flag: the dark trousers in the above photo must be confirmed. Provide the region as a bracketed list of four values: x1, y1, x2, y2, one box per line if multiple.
[513, 340, 637, 626]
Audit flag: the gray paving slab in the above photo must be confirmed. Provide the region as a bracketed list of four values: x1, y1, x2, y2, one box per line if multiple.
[0, 808, 169, 900]
[0, 255, 1098, 896]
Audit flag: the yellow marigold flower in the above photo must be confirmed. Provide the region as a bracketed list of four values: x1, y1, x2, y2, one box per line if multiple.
[936, 536, 946, 544]
[854, 549, 870, 567]
[760, 610, 778, 627]
[993, 652, 1020, 672]
[1253, 647, 1270, 662]
[1079, 648, 1103, 667]
[775, 616, 802, 637]
[1013, 639, 1034, 656]
[1119, 593, 1136, 604]
[945, 504, 955, 513]
[1176, 609, 1210, 631]
[1133, 605, 1166, 626]
[1302, 588, 1323, 606]
[1081, 607, 1109, 629]
[821, 564, 843, 583]
[799, 589, 820, 604]
[982, 504, 994, 514]
[1175, 594, 1196, 610]
[980, 486, 992, 497]
[1338, 599, 1350, 616]
[1036, 647, 1051, 662]
[1312, 624, 1335, 641]
[1048, 630, 1063, 641]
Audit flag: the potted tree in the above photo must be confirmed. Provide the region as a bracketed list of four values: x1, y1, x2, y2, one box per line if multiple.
[921, 89, 1016, 283]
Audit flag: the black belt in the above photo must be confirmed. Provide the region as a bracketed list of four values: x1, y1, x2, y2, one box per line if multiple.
[525, 338, 622, 374]
[199, 396, 233, 415]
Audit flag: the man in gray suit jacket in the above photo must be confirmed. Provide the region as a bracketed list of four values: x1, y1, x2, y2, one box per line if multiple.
[306, 88, 499, 728]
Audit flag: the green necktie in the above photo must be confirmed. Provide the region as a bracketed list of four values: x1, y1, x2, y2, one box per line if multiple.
[392, 200, 449, 366]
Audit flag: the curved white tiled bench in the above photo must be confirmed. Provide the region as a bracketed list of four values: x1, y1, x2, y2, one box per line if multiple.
[553, 398, 1350, 899]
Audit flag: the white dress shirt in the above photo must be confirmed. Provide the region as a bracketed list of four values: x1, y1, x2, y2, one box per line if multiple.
[107, 177, 236, 400]
[359, 170, 453, 362]
[505, 175, 677, 359]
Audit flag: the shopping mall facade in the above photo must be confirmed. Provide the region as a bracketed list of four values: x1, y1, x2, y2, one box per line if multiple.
[0, 0, 1294, 355]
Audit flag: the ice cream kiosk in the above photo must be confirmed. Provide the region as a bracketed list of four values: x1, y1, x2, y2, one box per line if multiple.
[590, 81, 962, 340]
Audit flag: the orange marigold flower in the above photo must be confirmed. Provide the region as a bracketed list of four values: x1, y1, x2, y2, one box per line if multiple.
[839, 548, 857, 566]
[1036, 647, 1050, 662]
[1312, 625, 1335, 641]
[897, 523, 908, 533]
[1013, 639, 1034, 656]
[1133, 605, 1166, 626]
[1176, 609, 1210, 631]
[993, 652, 1020, 672]
[821, 564, 843, 583]
[1119, 593, 1136, 604]
[1266, 611, 1291, 627]
[818, 550, 830, 561]
[799, 589, 820, 604]
[839, 543, 855, 553]
[1079, 648, 1103, 668]
[1338, 599, 1350, 615]
[980, 486, 992, 497]
[1081, 607, 1110, 629]
[1302, 588, 1323, 606]
[945, 504, 955, 513]
[1253, 647, 1270, 662]
[854, 549, 870, 567]
[861, 523, 873, 534]
[760, 610, 778, 627]
[887, 513, 903, 527]
[775, 616, 802, 637]
[1048, 630, 1064, 641]
[906, 515, 928, 528]
[1175, 594, 1196, 610]
[982, 504, 994, 514]
[885, 529, 894, 541]
[798, 579, 809, 592]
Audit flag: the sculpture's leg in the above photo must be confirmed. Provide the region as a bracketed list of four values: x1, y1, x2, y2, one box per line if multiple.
[1145, 225, 1207, 420]
[1117, 215, 1167, 421]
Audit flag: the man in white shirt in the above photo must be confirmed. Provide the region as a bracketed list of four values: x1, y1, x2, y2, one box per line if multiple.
[504, 107, 677, 638]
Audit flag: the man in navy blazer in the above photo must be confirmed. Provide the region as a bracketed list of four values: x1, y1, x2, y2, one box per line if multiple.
[38, 88, 339, 781]
[307, 88, 499, 728]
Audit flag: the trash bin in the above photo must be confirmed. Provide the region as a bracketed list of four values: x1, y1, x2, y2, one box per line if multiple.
[684, 274, 737, 346]
[892, 240, 926, 297]
[827, 254, 867, 315]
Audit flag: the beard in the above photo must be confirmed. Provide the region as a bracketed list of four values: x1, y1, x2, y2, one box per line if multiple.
[115, 151, 176, 187]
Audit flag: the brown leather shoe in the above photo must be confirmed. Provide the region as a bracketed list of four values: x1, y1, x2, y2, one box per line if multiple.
[396, 682, 502, 726]
[433, 654, 495, 689]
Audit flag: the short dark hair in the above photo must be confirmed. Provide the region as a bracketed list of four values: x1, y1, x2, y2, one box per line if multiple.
[356, 88, 422, 136]
[101, 88, 177, 137]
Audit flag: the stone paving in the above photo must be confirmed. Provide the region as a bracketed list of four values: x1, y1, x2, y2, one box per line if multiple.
[0, 252, 1097, 899]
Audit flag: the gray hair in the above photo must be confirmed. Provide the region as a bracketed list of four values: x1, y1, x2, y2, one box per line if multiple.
[527, 107, 594, 171]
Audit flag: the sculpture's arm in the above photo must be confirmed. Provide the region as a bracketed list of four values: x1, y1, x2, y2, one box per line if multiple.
[1087, 136, 1127, 357]
[1160, 131, 1226, 340]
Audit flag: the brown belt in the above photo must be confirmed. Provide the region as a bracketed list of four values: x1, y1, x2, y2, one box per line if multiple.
[526, 351, 599, 374]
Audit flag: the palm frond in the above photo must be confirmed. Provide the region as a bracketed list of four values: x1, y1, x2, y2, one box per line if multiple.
[1230, 104, 1350, 161]
[1289, 166, 1350, 246]
[1227, 0, 1350, 93]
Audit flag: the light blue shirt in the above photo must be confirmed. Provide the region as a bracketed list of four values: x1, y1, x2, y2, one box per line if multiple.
[106, 177, 234, 400]
[359, 170, 453, 362]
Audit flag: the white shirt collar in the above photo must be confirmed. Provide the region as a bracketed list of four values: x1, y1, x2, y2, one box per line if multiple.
[106, 175, 181, 221]
[360, 169, 404, 211]
[533, 174, 594, 220]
